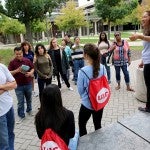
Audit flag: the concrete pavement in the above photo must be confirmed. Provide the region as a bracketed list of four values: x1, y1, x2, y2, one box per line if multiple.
[10, 58, 146, 150]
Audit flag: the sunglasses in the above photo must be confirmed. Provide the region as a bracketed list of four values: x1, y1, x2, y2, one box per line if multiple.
[115, 34, 120, 37]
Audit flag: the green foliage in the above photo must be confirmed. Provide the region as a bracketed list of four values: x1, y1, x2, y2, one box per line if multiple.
[0, 13, 25, 34]
[4, 0, 66, 43]
[31, 20, 47, 33]
[55, 0, 87, 32]
[5, 0, 67, 23]
[4, 19, 25, 35]
[95, 0, 138, 22]
[0, 49, 14, 66]
[95, 0, 138, 39]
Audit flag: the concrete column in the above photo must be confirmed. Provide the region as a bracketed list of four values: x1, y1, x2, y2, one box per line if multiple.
[87, 26, 89, 37]
[20, 34, 24, 43]
[62, 31, 65, 38]
[78, 27, 82, 36]
[94, 21, 98, 36]
[42, 31, 46, 41]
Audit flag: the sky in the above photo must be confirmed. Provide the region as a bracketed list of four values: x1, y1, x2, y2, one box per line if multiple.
[0, 0, 5, 7]
[78, 0, 94, 7]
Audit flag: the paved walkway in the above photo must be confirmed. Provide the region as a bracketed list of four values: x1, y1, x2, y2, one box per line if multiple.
[11, 57, 146, 150]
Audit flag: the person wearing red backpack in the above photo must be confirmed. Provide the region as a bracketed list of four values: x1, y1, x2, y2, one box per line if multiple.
[77, 44, 108, 137]
[35, 84, 75, 147]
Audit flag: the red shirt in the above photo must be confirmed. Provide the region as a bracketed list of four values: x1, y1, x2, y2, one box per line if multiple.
[8, 57, 34, 86]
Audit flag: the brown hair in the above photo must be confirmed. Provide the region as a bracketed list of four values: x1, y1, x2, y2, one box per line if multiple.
[21, 41, 32, 51]
[143, 11, 150, 36]
[83, 44, 100, 78]
[49, 37, 56, 49]
[62, 39, 68, 45]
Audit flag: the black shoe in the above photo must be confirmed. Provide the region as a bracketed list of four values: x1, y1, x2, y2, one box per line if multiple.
[138, 107, 150, 113]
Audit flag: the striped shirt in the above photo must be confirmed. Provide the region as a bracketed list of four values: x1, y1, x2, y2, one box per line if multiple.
[71, 44, 84, 60]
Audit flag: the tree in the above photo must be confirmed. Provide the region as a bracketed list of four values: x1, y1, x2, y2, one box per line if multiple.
[31, 19, 46, 42]
[4, 0, 66, 44]
[55, 0, 87, 35]
[125, 4, 144, 32]
[0, 13, 25, 44]
[95, 0, 138, 39]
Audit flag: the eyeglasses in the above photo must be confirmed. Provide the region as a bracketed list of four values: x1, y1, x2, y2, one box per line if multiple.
[115, 34, 120, 37]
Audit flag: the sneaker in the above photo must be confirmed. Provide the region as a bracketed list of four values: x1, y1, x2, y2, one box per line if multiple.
[68, 87, 73, 91]
[61, 80, 64, 84]
[16, 117, 25, 124]
[138, 107, 150, 113]
[32, 91, 38, 97]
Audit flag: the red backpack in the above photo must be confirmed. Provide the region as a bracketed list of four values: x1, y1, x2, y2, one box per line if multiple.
[81, 67, 111, 111]
[41, 128, 68, 150]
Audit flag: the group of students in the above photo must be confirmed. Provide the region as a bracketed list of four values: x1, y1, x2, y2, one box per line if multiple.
[1, 10, 150, 150]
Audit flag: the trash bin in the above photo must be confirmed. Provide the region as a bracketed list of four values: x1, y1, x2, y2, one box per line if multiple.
[135, 68, 147, 102]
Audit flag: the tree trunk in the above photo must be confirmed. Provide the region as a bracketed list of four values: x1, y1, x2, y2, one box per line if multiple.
[25, 22, 33, 45]
[134, 23, 137, 33]
[15, 34, 18, 46]
[114, 26, 116, 32]
[108, 20, 111, 40]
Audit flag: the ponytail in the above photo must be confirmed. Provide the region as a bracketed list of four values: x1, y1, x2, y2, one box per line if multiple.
[83, 44, 100, 78]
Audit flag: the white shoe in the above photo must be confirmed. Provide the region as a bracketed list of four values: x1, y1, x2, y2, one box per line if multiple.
[16, 117, 25, 124]
[68, 87, 73, 91]
[32, 91, 38, 97]
[59, 88, 62, 91]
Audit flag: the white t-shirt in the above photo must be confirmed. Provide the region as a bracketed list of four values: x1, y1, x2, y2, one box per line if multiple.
[0, 63, 15, 116]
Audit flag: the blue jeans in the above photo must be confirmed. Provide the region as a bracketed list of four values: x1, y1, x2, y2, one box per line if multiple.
[38, 77, 52, 102]
[114, 65, 130, 85]
[0, 107, 15, 150]
[105, 64, 110, 82]
[15, 84, 32, 118]
[101, 56, 111, 82]
[73, 59, 84, 82]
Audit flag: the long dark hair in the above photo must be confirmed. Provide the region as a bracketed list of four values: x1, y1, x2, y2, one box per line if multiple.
[98, 31, 109, 46]
[143, 11, 150, 36]
[35, 84, 67, 131]
[35, 43, 47, 56]
[84, 44, 100, 78]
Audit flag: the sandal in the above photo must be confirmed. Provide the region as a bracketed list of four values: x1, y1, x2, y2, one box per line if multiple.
[115, 86, 120, 90]
[138, 107, 150, 113]
[127, 88, 135, 92]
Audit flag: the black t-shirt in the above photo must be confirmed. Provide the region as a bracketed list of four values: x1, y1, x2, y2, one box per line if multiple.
[53, 49, 61, 70]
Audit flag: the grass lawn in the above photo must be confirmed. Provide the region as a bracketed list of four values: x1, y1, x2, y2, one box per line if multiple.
[0, 45, 143, 66]
[0, 49, 14, 66]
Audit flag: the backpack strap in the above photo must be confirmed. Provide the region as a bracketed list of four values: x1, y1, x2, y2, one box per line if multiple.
[80, 65, 105, 80]
[80, 69, 90, 80]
